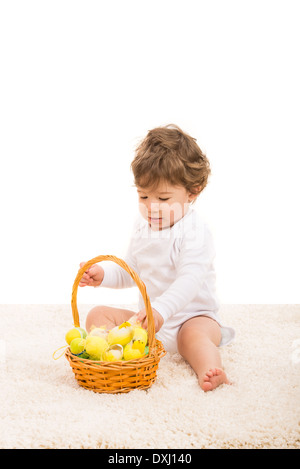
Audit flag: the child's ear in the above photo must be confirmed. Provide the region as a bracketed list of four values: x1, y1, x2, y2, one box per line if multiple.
[188, 186, 201, 202]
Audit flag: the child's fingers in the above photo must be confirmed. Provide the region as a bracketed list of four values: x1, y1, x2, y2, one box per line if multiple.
[79, 262, 92, 275]
[136, 311, 146, 322]
[79, 272, 92, 286]
[79, 277, 89, 286]
[141, 318, 148, 329]
[79, 262, 98, 288]
[136, 309, 148, 329]
[79, 280, 93, 287]
[80, 273, 90, 280]
[88, 265, 99, 276]
[80, 274, 90, 284]
[128, 314, 139, 325]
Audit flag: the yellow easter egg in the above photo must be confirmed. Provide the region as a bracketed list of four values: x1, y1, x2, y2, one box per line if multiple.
[132, 326, 148, 344]
[107, 323, 133, 346]
[70, 338, 86, 355]
[103, 349, 122, 362]
[123, 342, 143, 361]
[89, 326, 108, 340]
[85, 336, 109, 361]
[65, 327, 86, 345]
[132, 339, 146, 354]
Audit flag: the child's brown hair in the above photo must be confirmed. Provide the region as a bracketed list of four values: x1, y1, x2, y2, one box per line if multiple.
[131, 124, 211, 198]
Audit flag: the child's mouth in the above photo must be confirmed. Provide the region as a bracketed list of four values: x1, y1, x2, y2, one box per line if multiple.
[148, 216, 162, 223]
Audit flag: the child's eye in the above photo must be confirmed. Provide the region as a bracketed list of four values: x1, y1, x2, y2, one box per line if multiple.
[159, 197, 170, 201]
[139, 196, 148, 200]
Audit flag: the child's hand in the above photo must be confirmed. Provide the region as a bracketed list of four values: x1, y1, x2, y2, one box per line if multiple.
[78, 262, 104, 287]
[136, 308, 164, 332]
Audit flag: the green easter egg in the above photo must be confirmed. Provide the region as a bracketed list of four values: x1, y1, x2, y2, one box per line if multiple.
[70, 338, 86, 355]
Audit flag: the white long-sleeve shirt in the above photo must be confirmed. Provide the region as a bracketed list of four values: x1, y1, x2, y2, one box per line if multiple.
[101, 208, 222, 326]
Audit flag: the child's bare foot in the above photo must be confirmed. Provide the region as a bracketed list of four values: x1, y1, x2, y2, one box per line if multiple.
[200, 367, 230, 392]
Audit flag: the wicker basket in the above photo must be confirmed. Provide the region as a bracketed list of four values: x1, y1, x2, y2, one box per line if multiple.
[65, 255, 166, 393]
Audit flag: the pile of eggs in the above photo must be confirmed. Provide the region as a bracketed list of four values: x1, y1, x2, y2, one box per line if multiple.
[65, 321, 148, 362]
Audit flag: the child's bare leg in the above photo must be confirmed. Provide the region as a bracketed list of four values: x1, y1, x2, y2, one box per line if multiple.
[85, 305, 136, 332]
[177, 316, 230, 391]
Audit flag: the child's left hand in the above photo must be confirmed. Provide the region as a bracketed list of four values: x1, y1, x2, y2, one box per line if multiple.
[136, 308, 164, 332]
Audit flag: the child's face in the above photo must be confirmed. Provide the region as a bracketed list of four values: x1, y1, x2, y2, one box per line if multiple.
[137, 181, 197, 230]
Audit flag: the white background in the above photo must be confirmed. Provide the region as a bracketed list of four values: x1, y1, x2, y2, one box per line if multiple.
[1, 0, 299, 305]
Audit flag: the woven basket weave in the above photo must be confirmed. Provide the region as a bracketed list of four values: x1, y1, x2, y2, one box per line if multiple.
[65, 255, 166, 393]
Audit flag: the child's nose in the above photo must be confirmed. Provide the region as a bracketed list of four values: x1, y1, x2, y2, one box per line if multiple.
[149, 201, 160, 212]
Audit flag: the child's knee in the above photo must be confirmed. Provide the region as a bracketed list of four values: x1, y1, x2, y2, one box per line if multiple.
[177, 323, 212, 355]
[85, 305, 111, 331]
[85, 305, 134, 332]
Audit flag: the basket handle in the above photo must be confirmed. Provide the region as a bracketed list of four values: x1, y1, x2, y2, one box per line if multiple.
[71, 255, 156, 353]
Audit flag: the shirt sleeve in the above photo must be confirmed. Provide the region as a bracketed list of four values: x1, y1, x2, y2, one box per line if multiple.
[151, 224, 215, 321]
[100, 251, 137, 289]
[99, 262, 135, 289]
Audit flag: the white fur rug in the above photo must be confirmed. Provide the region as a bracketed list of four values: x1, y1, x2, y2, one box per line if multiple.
[1, 304, 299, 449]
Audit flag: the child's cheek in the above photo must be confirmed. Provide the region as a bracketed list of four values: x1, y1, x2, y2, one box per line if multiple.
[138, 202, 148, 220]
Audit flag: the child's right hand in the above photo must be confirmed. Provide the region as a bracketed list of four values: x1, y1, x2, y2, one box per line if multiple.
[78, 262, 104, 287]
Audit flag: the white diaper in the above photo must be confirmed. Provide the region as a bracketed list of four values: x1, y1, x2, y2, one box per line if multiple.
[156, 312, 235, 354]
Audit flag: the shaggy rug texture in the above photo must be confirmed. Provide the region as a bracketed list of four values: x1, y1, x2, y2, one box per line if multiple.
[0, 304, 299, 449]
